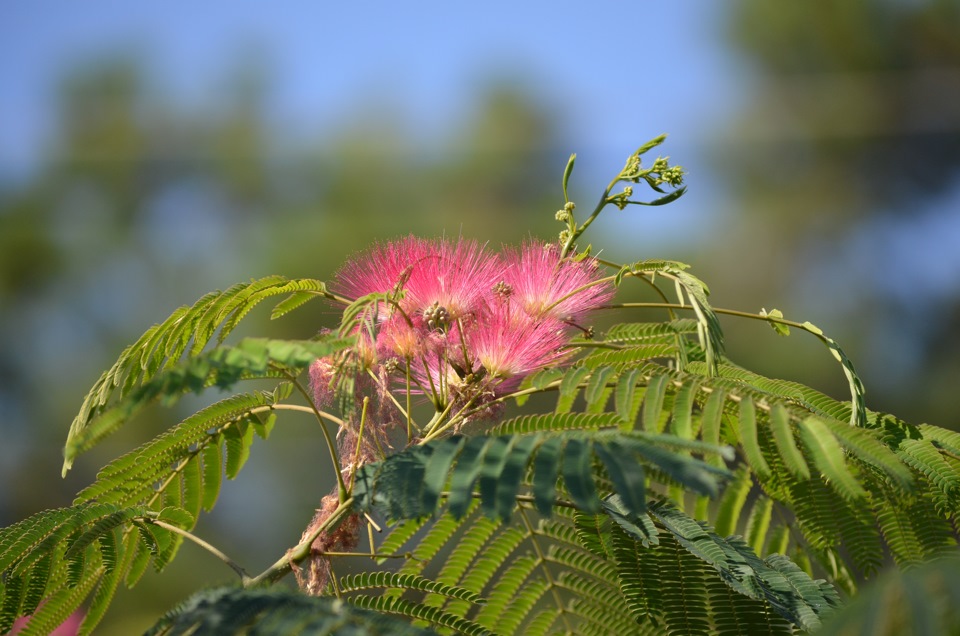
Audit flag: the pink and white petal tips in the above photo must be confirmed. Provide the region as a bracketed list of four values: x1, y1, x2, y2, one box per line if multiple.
[323, 236, 612, 420]
[400, 237, 502, 322]
[500, 241, 615, 323]
[332, 235, 425, 304]
[332, 236, 501, 322]
[469, 303, 570, 394]
[376, 314, 425, 360]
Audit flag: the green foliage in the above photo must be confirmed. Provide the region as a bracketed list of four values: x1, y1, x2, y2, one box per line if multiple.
[816, 554, 960, 636]
[4, 139, 960, 634]
[63, 277, 341, 474]
[352, 429, 731, 522]
[346, 496, 837, 634]
[145, 586, 437, 635]
[0, 503, 194, 635]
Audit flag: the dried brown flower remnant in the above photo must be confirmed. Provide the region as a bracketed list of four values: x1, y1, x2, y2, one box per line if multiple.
[295, 493, 361, 596]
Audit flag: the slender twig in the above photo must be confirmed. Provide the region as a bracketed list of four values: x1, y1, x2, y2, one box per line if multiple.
[147, 518, 251, 584]
[284, 372, 347, 500]
[430, 491, 579, 511]
[561, 173, 621, 258]
[348, 397, 371, 493]
[362, 512, 382, 533]
[311, 288, 354, 306]
[454, 380, 565, 422]
[271, 403, 345, 427]
[608, 301, 819, 333]
[316, 550, 410, 559]
[594, 256, 678, 318]
[405, 359, 413, 442]
[420, 392, 460, 440]
[420, 392, 481, 443]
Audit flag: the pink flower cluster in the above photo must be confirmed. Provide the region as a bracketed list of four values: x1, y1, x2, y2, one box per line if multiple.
[314, 236, 614, 416]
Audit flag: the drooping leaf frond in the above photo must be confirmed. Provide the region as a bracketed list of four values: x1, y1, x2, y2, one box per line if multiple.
[64, 335, 351, 470]
[615, 260, 724, 374]
[338, 487, 836, 635]
[73, 386, 288, 513]
[65, 277, 338, 471]
[509, 331, 960, 590]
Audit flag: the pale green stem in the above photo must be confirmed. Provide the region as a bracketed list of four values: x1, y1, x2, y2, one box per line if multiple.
[313, 289, 354, 306]
[610, 302, 813, 332]
[271, 403, 345, 427]
[518, 505, 575, 633]
[420, 392, 482, 443]
[348, 397, 370, 493]
[147, 518, 251, 584]
[594, 256, 678, 318]
[561, 173, 621, 258]
[421, 397, 458, 439]
[286, 373, 347, 500]
[316, 550, 410, 559]
[454, 380, 565, 422]
[405, 360, 413, 443]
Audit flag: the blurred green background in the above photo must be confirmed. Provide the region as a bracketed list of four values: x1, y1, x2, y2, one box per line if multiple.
[2, 1, 959, 632]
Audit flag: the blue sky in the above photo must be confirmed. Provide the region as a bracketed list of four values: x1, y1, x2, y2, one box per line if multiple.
[1, 2, 740, 179]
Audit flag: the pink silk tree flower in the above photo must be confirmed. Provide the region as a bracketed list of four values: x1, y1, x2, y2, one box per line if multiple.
[468, 304, 570, 394]
[500, 241, 614, 324]
[376, 314, 427, 360]
[332, 236, 501, 325]
[327, 237, 608, 413]
[332, 236, 425, 308]
[398, 237, 501, 326]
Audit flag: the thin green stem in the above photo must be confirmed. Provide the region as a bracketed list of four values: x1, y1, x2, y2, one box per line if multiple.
[348, 397, 370, 493]
[147, 518, 251, 584]
[420, 392, 481, 443]
[405, 360, 413, 443]
[454, 380, 564, 422]
[594, 256, 678, 318]
[285, 372, 347, 500]
[518, 505, 575, 633]
[563, 341, 624, 351]
[315, 289, 354, 306]
[609, 302, 812, 331]
[271, 403, 345, 427]
[420, 396, 459, 440]
[542, 273, 618, 315]
[315, 550, 410, 559]
[561, 174, 621, 258]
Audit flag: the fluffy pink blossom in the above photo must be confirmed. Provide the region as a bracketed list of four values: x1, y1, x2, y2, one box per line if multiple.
[333, 236, 501, 324]
[322, 236, 613, 416]
[468, 303, 569, 393]
[332, 236, 424, 309]
[500, 241, 614, 323]
[400, 238, 501, 322]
